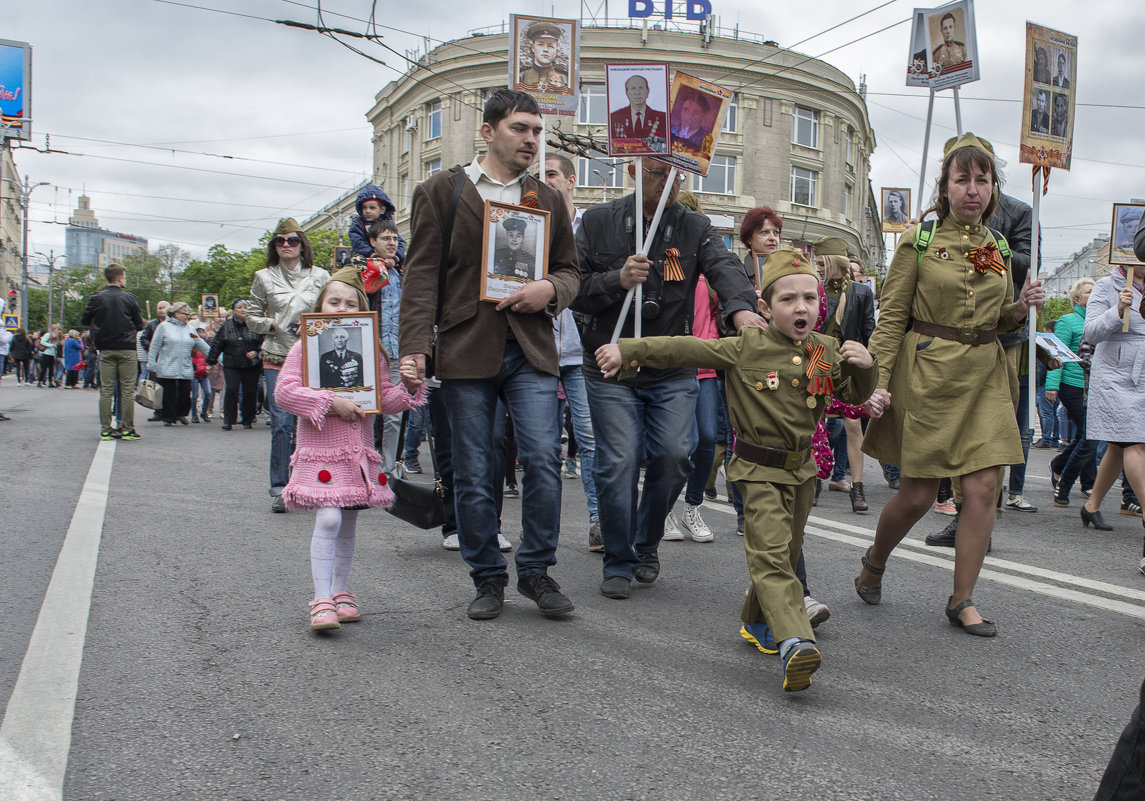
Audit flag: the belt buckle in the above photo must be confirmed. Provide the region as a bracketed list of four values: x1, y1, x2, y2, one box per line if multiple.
[784, 450, 803, 471]
[958, 327, 977, 345]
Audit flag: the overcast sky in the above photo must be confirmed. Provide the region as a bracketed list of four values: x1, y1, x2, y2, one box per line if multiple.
[6, 0, 1144, 276]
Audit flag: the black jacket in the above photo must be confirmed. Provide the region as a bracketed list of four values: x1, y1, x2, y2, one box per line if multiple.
[140, 317, 162, 353]
[9, 332, 33, 361]
[824, 279, 876, 347]
[206, 316, 264, 368]
[991, 193, 1038, 348]
[80, 285, 144, 351]
[572, 195, 757, 386]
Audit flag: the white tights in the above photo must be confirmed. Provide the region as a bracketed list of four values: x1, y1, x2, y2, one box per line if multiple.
[311, 507, 359, 600]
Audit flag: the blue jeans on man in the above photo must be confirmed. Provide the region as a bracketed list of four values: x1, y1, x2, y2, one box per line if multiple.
[442, 340, 562, 587]
[1009, 374, 1033, 495]
[683, 376, 719, 507]
[560, 364, 599, 523]
[1036, 382, 1059, 446]
[262, 367, 297, 496]
[587, 376, 698, 579]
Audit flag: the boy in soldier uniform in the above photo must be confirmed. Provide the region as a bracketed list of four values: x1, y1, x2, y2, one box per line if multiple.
[595, 248, 878, 692]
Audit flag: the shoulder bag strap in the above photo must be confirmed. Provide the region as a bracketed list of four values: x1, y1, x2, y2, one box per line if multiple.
[432, 169, 467, 345]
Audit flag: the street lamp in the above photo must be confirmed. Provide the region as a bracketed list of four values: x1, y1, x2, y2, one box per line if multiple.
[1, 175, 50, 326]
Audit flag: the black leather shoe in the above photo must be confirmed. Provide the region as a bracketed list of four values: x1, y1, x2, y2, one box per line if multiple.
[1081, 506, 1113, 531]
[517, 574, 574, 616]
[466, 581, 505, 620]
[600, 576, 631, 599]
[221, 424, 233, 431]
[925, 514, 958, 547]
[634, 550, 660, 583]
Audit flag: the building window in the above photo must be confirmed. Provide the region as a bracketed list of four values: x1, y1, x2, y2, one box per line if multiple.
[427, 101, 442, 140]
[843, 183, 852, 220]
[791, 167, 817, 207]
[579, 85, 607, 125]
[722, 93, 738, 133]
[577, 157, 625, 187]
[426, 159, 441, 179]
[402, 125, 412, 154]
[845, 128, 855, 172]
[399, 172, 410, 210]
[695, 156, 736, 195]
[793, 106, 819, 149]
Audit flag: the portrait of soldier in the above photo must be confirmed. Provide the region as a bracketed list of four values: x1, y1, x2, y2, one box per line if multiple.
[517, 21, 570, 94]
[609, 74, 667, 151]
[492, 217, 534, 279]
[1051, 93, 1070, 137]
[319, 327, 363, 388]
[1030, 89, 1050, 135]
[931, 12, 966, 69]
[670, 91, 711, 153]
[1033, 45, 1051, 84]
[883, 190, 909, 224]
[1053, 51, 1070, 89]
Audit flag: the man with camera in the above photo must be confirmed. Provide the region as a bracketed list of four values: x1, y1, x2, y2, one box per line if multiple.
[572, 161, 762, 599]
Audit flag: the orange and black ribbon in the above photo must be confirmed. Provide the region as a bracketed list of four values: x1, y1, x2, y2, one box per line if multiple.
[1032, 165, 1050, 197]
[967, 242, 1006, 276]
[519, 190, 539, 209]
[804, 342, 834, 395]
[664, 247, 684, 282]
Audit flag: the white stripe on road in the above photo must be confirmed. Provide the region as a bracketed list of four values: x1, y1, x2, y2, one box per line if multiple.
[0, 442, 115, 801]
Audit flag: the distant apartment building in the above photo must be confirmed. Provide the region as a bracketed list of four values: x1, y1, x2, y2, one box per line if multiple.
[65, 195, 148, 270]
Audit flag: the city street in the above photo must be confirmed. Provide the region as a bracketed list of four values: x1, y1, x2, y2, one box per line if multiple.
[2, 386, 1142, 800]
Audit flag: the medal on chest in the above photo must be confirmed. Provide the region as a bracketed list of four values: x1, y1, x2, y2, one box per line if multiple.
[766, 371, 779, 390]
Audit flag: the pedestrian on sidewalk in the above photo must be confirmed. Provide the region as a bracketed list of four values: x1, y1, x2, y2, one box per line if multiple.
[80, 263, 145, 440]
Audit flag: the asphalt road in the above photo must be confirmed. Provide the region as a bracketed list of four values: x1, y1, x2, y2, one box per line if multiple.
[2, 385, 1142, 800]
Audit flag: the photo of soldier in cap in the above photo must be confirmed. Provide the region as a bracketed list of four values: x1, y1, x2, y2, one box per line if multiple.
[516, 20, 572, 95]
[318, 326, 364, 389]
[930, 11, 967, 70]
[492, 217, 535, 279]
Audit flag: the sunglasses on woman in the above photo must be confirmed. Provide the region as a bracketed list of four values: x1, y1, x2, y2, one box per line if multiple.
[273, 236, 302, 248]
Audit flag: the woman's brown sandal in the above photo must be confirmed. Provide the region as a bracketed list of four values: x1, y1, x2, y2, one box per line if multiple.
[854, 546, 884, 605]
[945, 597, 997, 637]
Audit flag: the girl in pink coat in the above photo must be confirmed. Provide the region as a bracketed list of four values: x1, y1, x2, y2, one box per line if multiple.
[275, 267, 425, 630]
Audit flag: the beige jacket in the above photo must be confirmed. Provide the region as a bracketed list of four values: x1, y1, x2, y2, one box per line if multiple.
[247, 263, 330, 364]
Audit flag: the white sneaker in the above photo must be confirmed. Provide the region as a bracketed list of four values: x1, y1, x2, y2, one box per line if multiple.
[662, 511, 684, 541]
[497, 532, 513, 552]
[442, 533, 460, 551]
[804, 596, 831, 628]
[681, 504, 713, 542]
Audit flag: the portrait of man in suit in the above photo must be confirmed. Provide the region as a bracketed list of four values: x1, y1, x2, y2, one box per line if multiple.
[670, 92, 710, 154]
[1053, 51, 1070, 88]
[319, 327, 363, 388]
[1030, 89, 1050, 135]
[608, 73, 667, 153]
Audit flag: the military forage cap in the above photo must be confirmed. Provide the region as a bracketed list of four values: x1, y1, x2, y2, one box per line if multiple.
[812, 236, 849, 258]
[273, 217, 303, 235]
[942, 132, 994, 158]
[759, 247, 818, 293]
[328, 266, 369, 310]
[503, 217, 527, 232]
[526, 21, 561, 40]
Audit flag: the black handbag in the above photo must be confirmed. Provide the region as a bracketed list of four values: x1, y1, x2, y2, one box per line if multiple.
[386, 410, 446, 530]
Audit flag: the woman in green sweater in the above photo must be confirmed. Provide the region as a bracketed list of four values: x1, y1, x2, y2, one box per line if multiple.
[1047, 277, 1100, 522]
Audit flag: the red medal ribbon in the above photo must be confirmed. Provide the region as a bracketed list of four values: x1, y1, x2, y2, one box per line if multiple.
[664, 248, 684, 282]
[967, 242, 1006, 276]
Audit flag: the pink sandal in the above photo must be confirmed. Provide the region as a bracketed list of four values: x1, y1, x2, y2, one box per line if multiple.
[331, 590, 361, 622]
[308, 597, 340, 630]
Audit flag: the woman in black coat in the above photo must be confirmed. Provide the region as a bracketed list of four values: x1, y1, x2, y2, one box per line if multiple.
[9, 329, 35, 384]
[206, 299, 264, 430]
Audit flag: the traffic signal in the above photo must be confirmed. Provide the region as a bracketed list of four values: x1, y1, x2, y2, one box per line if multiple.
[6, 289, 15, 311]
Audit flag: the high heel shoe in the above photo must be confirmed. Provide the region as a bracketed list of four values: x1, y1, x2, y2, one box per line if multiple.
[854, 546, 884, 605]
[945, 597, 996, 636]
[1081, 506, 1113, 531]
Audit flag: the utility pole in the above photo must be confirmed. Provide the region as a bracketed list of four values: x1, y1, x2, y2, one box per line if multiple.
[13, 176, 50, 325]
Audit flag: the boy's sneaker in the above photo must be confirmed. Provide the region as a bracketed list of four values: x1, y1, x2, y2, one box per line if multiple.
[681, 504, 713, 542]
[1006, 494, 1038, 512]
[564, 459, 579, 479]
[588, 520, 604, 553]
[781, 640, 822, 692]
[100, 430, 116, 441]
[503, 485, 520, 499]
[442, 533, 461, 551]
[804, 596, 831, 628]
[497, 532, 513, 552]
[120, 429, 141, 441]
[740, 621, 777, 654]
[934, 500, 958, 516]
[1121, 501, 1143, 517]
[662, 510, 684, 541]
[403, 459, 423, 474]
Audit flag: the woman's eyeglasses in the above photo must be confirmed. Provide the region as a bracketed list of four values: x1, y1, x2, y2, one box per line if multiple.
[273, 236, 302, 248]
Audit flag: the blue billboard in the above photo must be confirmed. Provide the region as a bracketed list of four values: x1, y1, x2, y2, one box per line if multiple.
[0, 39, 31, 141]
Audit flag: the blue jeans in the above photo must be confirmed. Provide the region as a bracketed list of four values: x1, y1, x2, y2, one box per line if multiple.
[560, 365, 598, 522]
[402, 406, 426, 463]
[191, 375, 212, 417]
[1036, 383, 1059, 445]
[684, 376, 719, 506]
[1010, 374, 1032, 494]
[714, 377, 745, 520]
[263, 368, 297, 495]
[442, 340, 562, 586]
[587, 376, 698, 579]
[1057, 401, 1074, 445]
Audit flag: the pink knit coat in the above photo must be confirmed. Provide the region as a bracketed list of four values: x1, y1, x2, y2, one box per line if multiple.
[275, 341, 426, 511]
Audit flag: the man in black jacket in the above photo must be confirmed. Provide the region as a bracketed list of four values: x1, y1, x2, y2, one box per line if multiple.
[81, 263, 145, 440]
[572, 161, 762, 599]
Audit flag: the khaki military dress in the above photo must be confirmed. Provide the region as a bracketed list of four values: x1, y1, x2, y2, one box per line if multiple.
[862, 220, 1024, 477]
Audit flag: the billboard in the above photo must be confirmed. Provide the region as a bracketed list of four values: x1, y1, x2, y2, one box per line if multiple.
[1019, 22, 1077, 171]
[0, 39, 31, 141]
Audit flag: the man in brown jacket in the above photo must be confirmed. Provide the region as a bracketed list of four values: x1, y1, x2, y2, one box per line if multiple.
[399, 90, 581, 621]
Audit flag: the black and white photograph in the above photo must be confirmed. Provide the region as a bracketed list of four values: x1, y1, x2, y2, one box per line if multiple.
[201, 293, 219, 317]
[1052, 48, 1071, 88]
[510, 15, 576, 100]
[1019, 23, 1078, 169]
[907, 0, 979, 91]
[1110, 203, 1145, 266]
[1030, 87, 1051, 134]
[480, 200, 550, 302]
[881, 187, 911, 233]
[299, 311, 381, 413]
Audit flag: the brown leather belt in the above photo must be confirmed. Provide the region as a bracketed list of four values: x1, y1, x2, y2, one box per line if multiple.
[911, 319, 997, 345]
[734, 438, 810, 471]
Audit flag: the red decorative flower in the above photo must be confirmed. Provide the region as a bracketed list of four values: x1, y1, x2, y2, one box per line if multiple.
[377, 472, 388, 485]
[317, 469, 332, 484]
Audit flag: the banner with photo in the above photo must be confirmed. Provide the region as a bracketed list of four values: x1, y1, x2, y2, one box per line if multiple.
[0, 39, 31, 141]
[605, 62, 670, 157]
[904, 1, 980, 91]
[656, 72, 733, 177]
[1109, 204, 1144, 267]
[1019, 22, 1077, 170]
[509, 15, 579, 118]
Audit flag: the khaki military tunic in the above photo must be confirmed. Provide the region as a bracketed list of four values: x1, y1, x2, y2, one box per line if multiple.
[862, 220, 1024, 477]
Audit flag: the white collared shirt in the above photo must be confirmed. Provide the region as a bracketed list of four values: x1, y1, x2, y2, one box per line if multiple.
[464, 158, 525, 205]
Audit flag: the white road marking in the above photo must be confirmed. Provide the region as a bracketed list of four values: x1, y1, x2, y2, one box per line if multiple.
[0, 442, 115, 801]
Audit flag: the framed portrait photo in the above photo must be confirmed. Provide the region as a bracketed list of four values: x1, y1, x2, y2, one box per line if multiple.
[605, 62, 670, 157]
[1110, 203, 1145, 267]
[659, 71, 733, 177]
[509, 14, 579, 117]
[333, 246, 353, 269]
[881, 187, 911, 233]
[201, 294, 220, 317]
[299, 311, 382, 414]
[480, 200, 551, 302]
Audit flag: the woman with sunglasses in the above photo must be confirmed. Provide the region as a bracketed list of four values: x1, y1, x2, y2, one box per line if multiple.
[247, 218, 330, 513]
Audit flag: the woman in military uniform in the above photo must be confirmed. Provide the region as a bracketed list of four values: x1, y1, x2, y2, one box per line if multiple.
[854, 133, 1046, 636]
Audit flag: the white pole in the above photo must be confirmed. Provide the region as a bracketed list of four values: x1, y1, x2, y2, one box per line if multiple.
[1027, 169, 1043, 433]
[634, 157, 643, 339]
[917, 89, 936, 218]
[537, 114, 546, 186]
[952, 86, 963, 135]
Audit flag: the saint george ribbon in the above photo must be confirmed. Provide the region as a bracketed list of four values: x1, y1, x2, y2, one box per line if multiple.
[804, 342, 833, 396]
[967, 241, 1006, 277]
[663, 248, 684, 281]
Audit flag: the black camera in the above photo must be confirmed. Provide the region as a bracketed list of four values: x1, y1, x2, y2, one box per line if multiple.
[641, 292, 662, 320]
